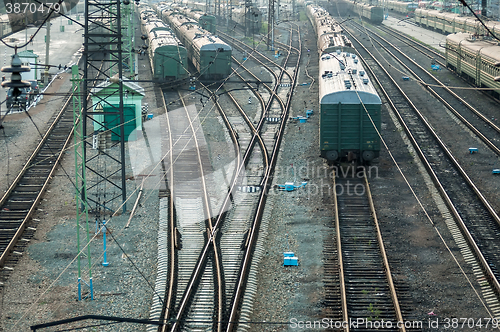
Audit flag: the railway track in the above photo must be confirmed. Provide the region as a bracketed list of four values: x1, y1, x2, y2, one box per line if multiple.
[379, 21, 500, 106]
[222, 22, 302, 331]
[345, 22, 500, 319]
[156, 89, 222, 332]
[349, 22, 500, 156]
[147, 21, 302, 331]
[333, 171, 418, 331]
[0, 85, 75, 284]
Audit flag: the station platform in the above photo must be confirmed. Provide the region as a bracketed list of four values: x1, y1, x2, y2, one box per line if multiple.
[0, 13, 84, 115]
[382, 15, 448, 52]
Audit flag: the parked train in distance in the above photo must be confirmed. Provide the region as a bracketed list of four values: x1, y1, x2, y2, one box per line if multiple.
[329, 0, 384, 24]
[307, 4, 382, 163]
[414, 8, 500, 36]
[138, 5, 189, 81]
[170, 3, 217, 34]
[174, 0, 262, 35]
[155, 3, 232, 81]
[306, 4, 355, 55]
[446, 32, 500, 98]
[384, 0, 419, 17]
[352, 2, 384, 24]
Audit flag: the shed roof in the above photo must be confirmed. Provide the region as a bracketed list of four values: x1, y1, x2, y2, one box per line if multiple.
[17, 50, 38, 58]
[92, 78, 145, 96]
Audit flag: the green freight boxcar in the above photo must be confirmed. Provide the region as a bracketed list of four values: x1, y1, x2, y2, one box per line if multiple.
[319, 51, 381, 163]
[353, 2, 384, 25]
[192, 11, 217, 34]
[149, 31, 188, 80]
[140, 6, 189, 81]
[170, 4, 217, 34]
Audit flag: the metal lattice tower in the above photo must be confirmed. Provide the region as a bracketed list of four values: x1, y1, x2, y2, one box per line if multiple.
[72, 0, 128, 299]
[268, 0, 275, 50]
[245, 0, 252, 36]
[81, 0, 126, 213]
[122, 4, 135, 78]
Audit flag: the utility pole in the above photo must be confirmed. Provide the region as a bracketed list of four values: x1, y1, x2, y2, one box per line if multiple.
[268, 0, 275, 50]
[44, 20, 50, 86]
[245, 0, 251, 36]
[228, 0, 233, 32]
[277, 0, 280, 22]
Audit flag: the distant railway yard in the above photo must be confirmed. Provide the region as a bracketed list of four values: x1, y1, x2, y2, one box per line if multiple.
[1, 0, 500, 331]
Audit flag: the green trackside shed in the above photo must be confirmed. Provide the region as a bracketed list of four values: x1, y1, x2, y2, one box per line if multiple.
[91, 79, 145, 141]
[319, 51, 381, 163]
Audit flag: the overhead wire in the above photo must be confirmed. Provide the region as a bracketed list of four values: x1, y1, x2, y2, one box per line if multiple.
[457, 0, 500, 41]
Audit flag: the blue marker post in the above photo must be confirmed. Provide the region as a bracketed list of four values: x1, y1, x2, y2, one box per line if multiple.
[102, 220, 110, 267]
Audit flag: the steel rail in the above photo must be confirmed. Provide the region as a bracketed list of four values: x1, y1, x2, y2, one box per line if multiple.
[231, 57, 286, 116]
[333, 171, 406, 331]
[365, 174, 406, 331]
[378, 24, 444, 61]
[159, 88, 175, 330]
[164, 90, 221, 331]
[170, 23, 300, 331]
[178, 91, 223, 331]
[170, 48, 293, 332]
[1, 57, 106, 268]
[218, 31, 294, 83]
[332, 172, 349, 332]
[200, 82, 243, 190]
[378, 23, 500, 109]
[167, 28, 293, 329]
[199, 82, 245, 331]
[224, 86, 269, 166]
[0, 91, 73, 207]
[0, 86, 75, 268]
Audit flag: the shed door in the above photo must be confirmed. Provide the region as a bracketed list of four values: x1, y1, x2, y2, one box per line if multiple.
[104, 105, 137, 141]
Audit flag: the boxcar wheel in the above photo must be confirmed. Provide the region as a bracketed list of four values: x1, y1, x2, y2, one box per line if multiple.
[326, 150, 339, 161]
[362, 150, 375, 161]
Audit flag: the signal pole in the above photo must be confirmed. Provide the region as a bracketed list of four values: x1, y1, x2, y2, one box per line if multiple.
[44, 20, 50, 86]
